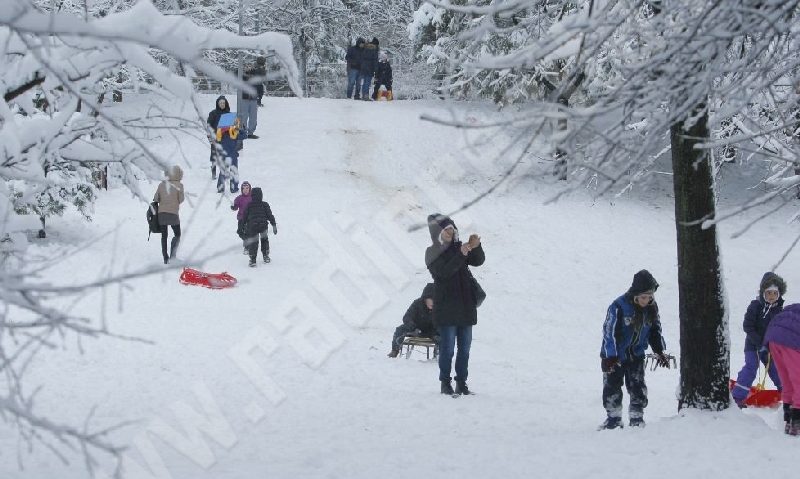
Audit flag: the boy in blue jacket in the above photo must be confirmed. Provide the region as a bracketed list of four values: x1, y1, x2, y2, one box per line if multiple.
[599, 270, 670, 429]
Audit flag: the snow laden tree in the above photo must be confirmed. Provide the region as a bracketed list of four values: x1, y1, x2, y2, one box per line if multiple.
[428, 0, 800, 410]
[1, 0, 300, 474]
[409, 0, 579, 104]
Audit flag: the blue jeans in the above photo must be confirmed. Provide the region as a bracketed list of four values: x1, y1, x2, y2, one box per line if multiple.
[359, 73, 373, 99]
[238, 99, 258, 136]
[732, 349, 782, 402]
[438, 326, 472, 381]
[346, 69, 360, 98]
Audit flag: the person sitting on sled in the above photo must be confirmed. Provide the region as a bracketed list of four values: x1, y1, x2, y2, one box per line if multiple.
[765, 301, 800, 435]
[599, 270, 671, 430]
[372, 51, 393, 101]
[388, 283, 436, 358]
[732, 272, 785, 408]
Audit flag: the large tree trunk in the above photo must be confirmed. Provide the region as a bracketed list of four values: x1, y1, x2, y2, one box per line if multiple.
[671, 106, 730, 410]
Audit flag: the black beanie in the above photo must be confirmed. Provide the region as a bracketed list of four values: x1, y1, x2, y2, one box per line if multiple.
[628, 270, 658, 296]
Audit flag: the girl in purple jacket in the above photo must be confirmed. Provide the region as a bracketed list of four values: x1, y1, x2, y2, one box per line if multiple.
[230, 181, 252, 254]
[765, 302, 800, 435]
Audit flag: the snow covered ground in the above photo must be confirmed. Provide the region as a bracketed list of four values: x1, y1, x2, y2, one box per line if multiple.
[2, 95, 799, 478]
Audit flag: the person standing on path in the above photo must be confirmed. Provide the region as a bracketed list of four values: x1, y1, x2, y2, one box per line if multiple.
[240, 57, 266, 139]
[153, 165, 184, 264]
[345, 38, 365, 99]
[425, 214, 485, 396]
[358, 38, 379, 101]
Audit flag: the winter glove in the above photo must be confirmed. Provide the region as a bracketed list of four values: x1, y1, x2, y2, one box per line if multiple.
[758, 346, 770, 363]
[272, 224, 278, 235]
[230, 205, 237, 211]
[654, 352, 672, 369]
[601, 357, 620, 373]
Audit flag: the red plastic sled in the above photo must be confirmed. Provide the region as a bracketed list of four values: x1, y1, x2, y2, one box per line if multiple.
[179, 268, 237, 289]
[729, 379, 781, 408]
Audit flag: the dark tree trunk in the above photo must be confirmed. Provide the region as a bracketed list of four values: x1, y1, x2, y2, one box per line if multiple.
[670, 106, 730, 410]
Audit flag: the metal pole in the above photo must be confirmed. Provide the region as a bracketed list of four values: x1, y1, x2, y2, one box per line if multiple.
[237, 0, 244, 120]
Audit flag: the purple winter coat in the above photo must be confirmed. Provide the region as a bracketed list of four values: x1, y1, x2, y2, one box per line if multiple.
[231, 184, 252, 221]
[764, 303, 800, 351]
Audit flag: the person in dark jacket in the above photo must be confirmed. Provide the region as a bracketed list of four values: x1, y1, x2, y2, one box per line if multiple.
[372, 51, 393, 100]
[345, 38, 365, 99]
[732, 272, 786, 407]
[765, 302, 800, 435]
[599, 270, 670, 429]
[358, 38, 380, 100]
[207, 95, 230, 180]
[243, 187, 277, 267]
[388, 283, 437, 358]
[425, 214, 484, 395]
[240, 57, 266, 139]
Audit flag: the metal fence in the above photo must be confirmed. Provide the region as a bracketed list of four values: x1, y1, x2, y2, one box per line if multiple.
[193, 62, 438, 100]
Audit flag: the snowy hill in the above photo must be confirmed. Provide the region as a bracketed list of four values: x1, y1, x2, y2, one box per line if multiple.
[1, 96, 798, 479]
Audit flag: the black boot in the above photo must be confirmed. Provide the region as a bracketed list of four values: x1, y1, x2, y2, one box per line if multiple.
[789, 408, 800, 436]
[455, 380, 472, 395]
[441, 380, 454, 395]
[784, 403, 792, 434]
[169, 237, 179, 259]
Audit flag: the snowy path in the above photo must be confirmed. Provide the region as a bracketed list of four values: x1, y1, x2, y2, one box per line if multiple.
[1, 96, 798, 479]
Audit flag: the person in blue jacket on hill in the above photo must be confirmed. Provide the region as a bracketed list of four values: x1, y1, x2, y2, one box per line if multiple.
[599, 270, 671, 430]
[731, 272, 785, 408]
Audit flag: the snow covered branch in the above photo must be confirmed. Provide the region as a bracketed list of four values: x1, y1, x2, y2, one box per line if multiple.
[0, 0, 301, 474]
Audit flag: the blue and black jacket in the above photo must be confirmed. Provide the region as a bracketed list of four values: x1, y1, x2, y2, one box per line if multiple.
[601, 294, 666, 362]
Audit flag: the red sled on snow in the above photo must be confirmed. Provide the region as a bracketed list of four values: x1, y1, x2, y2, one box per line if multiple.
[728, 379, 781, 408]
[179, 268, 237, 289]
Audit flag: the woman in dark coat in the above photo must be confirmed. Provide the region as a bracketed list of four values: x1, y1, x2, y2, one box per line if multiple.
[425, 214, 485, 395]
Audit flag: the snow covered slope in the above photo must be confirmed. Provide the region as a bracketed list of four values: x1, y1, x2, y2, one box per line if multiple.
[1, 96, 798, 479]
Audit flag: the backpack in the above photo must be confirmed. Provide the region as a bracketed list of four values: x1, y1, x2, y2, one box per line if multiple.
[147, 202, 160, 239]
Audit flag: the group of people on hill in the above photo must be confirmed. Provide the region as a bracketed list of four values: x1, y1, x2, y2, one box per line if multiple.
[150, 88, 277, 268]
[205, 57, 267, 192]
[387, 214, 485, 396]
[597, 269, 800, 435]
[386, 220, 800, 435]
[345, 37, 393, 101]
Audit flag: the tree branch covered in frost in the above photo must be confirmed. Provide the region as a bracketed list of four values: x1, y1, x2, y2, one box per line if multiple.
[1, 0, 300, 474]
[424, 0, 800, 221]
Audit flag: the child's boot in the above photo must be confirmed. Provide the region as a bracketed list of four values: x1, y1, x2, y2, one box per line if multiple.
[789, 408, 800, 436]
[598, 416, 623, 430]
[784, 403, 792, 434]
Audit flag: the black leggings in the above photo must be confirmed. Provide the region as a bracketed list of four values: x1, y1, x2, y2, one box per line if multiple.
[160, 224, 181, 261]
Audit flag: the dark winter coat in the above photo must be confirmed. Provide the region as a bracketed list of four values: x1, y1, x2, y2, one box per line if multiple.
[374, 60, 392, 87]
[359, 42, 379, 76]
[207, 95, 230, 131]
[345, 42, 363, 70]
[425, 215, 485, 328]
[403, 283, 436, 335]
[243, 187, 276, 236]
[242, 66, 266, 100]
[744, 272, 787, 351]
[601, 293, 666, 362]
[764, 303, 800, 351]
